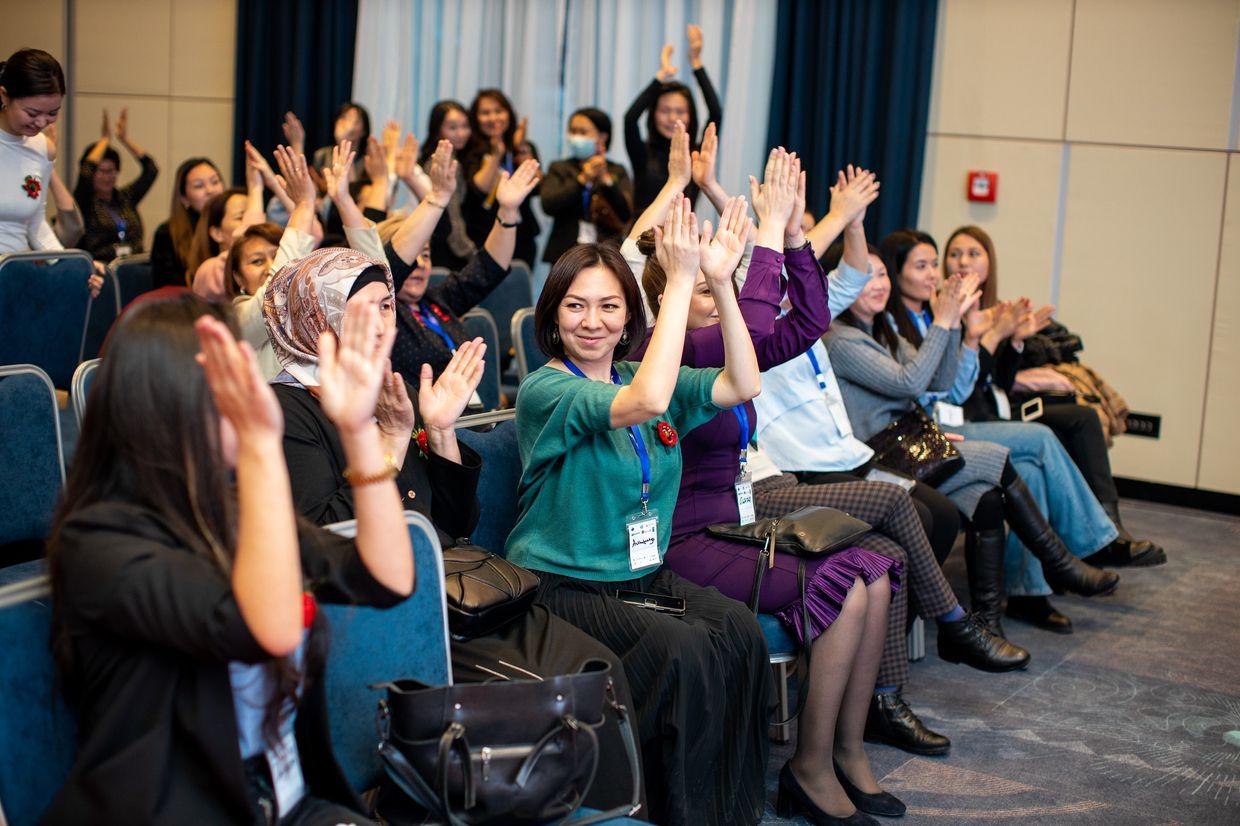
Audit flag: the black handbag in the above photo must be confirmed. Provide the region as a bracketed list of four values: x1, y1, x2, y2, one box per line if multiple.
[442, 546, 540, 640]
[865, 407, 964, 486]
[373, 659, 642, 826]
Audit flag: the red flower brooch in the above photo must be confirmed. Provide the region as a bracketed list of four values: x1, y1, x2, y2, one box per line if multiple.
[22, 175, 41, 200]
[302, 592, 317, 629]
[655, 420, 678, 447]
[413, 427, 429, 458]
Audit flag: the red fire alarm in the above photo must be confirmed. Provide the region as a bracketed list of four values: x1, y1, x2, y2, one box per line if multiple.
[967, 171, 998, 202]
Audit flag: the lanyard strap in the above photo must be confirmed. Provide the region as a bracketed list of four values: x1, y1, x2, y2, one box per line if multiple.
[417, 302, 456, 351]
[731, 405, 749, 466]
[502, 151, 515, 175]
[562, 358, 651, 510]
[805, 347, 828, 391]
[104, 203, 128, 239]
[581, 183, 593, 217]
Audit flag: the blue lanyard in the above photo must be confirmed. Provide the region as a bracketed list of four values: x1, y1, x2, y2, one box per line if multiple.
[502, 151, 514, 175]
[562, 358, 652, 509]
[805, 347, 828, 391]
[417, 302, 456, 351]
[104, 203, 128, 240]
[731, 405, 749, 466]
[581, 183, 593, 217]
[907, 307, 932, 335]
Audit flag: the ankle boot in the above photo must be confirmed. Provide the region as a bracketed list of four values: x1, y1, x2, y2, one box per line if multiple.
[963, 526, 1008, 636]
[1087, 501, 1167, 567]
[1001, 476, 1119, 596]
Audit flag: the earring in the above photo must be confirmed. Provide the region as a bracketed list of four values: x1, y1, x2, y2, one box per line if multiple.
[550, 327, 560, 344]
[619, 330, 630, 346]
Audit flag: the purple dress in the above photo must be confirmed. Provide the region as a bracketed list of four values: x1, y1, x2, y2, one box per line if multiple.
[631, 243, 900, 644]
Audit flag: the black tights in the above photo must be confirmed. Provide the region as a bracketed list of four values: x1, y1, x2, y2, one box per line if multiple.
[968, 460, 1019, 531]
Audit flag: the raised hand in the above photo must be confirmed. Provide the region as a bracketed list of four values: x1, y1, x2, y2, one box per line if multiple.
[321, 139, 356, 203]
[691, 121, 718, 190]
[964, 304, 999, 346]
[115, 107, 129, 143]
[668, 119, 692, 189]
[786, 168, 808, 241]
[282, 111, 306, 155]
[194, 314, 283, 442]
[699, 195, 752, 285]
[100, 109, 111, 140]
[317, 300, 395, 435]
[828, 165, 880, 228]
[495, 158, 541, 210]
[364, 135, 386, 183]
[749, 148, 799, 229]
[418, 338, 486, 432]
[374, 358, 415, 442]
[657, 44, 678, 82]
[580, 154, 608, 184]
[394, 132, 430, 198]
[1014, 303, 1055, 342]
[427, 139, 458, 203]
[687, 23, 704, 69]
[272, 144, 317, 206]
[381, 118, 401, 169]
[655, 195, 701, 286]
[245, 140, 282, 193]
[513, 117, 529, 152]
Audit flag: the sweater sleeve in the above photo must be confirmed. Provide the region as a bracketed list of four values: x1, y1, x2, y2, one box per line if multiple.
[121, 154, 159, 204]
[828, 324, 958, 399]
[624, 78, 663, 178]
[756, 243, 834, 369]
[694, 67, 724, 135]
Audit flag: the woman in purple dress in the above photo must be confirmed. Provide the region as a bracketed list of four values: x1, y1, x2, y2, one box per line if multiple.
[633, 150, 902, 825]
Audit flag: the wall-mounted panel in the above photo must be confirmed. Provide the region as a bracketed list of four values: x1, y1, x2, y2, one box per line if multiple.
[1066, 0, 1239, 150]
[929, 0, 1074, 140]
[1197, 153, 1240, 495]
[169, 99, 234, 189]
[918, 135, 1063, 305]
[0, 1, 66, 67]
[1058, 145, 1226, 486]
[170, 0, 236, 99]
[75, 0, 172, 96]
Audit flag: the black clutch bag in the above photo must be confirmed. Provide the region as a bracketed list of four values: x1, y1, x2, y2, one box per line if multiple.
[442, 545, 540, 640]
[865, 407, 964, 486]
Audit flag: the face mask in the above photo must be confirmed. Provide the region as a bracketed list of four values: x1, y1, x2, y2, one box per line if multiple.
[566, 135, 597, 160]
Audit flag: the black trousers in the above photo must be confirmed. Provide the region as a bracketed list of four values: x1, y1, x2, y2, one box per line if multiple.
[1035, 404, 1119, 506]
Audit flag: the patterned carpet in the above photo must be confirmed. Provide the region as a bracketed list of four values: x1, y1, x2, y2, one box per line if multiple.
[762, 499, 1240, 825]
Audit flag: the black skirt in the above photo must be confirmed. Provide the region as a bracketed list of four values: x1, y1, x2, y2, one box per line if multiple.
[532, 567, 773, 826]
[451, 604, 645, 816]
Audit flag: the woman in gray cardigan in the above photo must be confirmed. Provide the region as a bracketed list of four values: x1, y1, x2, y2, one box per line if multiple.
[824, 253, 1118, 628]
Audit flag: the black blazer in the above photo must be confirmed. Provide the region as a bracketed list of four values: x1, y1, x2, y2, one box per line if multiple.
[963, 341, 1023, 422]
[460, 144, 541, 266]
[538, 158, 633, 264]
[45, 501, 405, 824]
[273, 383, 482, 545]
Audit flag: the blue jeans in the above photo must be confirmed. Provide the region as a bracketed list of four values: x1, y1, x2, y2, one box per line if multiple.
[948, 420, 1118, 596]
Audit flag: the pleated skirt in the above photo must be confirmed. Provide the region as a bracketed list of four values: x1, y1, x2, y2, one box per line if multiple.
[532, 567, 773, 826]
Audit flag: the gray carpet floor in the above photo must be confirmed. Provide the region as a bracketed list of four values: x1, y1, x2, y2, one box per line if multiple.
[760, 499, 1240, 825]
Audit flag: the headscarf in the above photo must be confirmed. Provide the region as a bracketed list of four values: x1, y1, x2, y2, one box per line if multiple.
[262, 247, 393, 387]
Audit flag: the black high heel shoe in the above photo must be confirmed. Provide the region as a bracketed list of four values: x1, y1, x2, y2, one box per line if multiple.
[833, 760, 906, 817]
[776, 761, 879, 825]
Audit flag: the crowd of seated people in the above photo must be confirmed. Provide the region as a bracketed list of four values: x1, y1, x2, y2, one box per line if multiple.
[0, 34, 1171, 826]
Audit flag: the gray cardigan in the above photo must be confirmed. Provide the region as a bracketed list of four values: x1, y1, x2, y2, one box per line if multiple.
[824, 319, 962, 441]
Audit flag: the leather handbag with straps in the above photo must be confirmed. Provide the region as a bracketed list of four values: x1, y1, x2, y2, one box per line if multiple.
[372, 659, 642, 826]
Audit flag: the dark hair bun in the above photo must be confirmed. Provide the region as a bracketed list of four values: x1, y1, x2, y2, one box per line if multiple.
[635, 228, 657, 257]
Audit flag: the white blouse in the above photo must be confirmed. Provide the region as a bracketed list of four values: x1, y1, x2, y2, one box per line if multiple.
[0, 129, 61, 254]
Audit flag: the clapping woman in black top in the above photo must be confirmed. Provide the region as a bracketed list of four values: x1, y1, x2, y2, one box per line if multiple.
[46, 293, 413, 824]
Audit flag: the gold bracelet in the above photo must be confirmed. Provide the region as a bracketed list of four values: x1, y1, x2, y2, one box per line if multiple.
[342, 453, 398, 487]
[423, 196, 448, 209]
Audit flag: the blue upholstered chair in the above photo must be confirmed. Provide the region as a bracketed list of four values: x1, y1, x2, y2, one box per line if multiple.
[321, 512, 453, 794]
[460, 308, 502, 411]
[80, 275, 121, 362]
[70, 359, 100, 430]
[427, 267, 450, 291]
[0, 250, 95, 388]
[0, 366, 65, 549]
[511, 307, 550, 381]
[0, 563, 76, 826]
[108, 252, 152, 309]
[479, 260, 533, 373]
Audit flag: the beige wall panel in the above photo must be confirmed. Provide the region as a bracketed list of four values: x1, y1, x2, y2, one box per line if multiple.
[0, 1, 66, 66]
[170, 0, 236, 99]
[1197, 154, 1240, 494]
[1058, 145, 1226, 486]
[169, 99, 234, 188]
[70, 94, 172, 245]
[918, 135, 1063, 305]
[1066, 0, 1239, 149]
[929, 0, 1073, 140]
[75, 0, 172, 96]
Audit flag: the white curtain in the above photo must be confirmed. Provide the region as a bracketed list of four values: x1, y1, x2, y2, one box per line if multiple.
[353, 0, 778, 211]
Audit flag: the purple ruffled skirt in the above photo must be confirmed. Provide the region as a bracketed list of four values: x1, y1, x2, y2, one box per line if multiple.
[774, 548, 902, 646]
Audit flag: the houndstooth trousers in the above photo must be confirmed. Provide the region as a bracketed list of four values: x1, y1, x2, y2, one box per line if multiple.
[753, 474, 960, 688]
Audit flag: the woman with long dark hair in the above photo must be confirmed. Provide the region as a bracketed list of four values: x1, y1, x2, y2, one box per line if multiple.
[46, 293, 413, 823]
[461, 89, 541, 265]
[417, 100, 475, 270]
[149, 156, 225, 287]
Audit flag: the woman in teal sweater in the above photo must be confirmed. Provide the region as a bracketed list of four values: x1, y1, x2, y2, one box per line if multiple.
[504, 197, 770, 826]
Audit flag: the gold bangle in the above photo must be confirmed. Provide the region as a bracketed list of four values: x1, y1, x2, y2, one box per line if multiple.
[423, 196, 447, 209]
[342, 453, 398, 487]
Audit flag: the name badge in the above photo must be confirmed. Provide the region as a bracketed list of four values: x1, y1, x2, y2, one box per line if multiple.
[113, 243, 133, 258]
[577, 220, 599, 244]
[934, 401, 964, 427]
[626, 509, 660, 571]
[735, 472, 756, 526]
[992, 386, 1012, 420]
[267, 727, 306, 817]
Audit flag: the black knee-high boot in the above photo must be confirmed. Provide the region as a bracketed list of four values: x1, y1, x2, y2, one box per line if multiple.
[938, 525, 1031, 672]
[964, 526, 1008, 635]
[1002, 476, 1119, 596]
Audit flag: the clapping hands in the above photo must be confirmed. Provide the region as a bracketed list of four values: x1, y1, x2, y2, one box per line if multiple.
[417, 339, 487, 433]
[322, 140, 356, 204]
[699, 195, 753, 287]
[272, 144, 316, 206]
[655, 195, 701, 287]
[667, 119, 692, 189]
[495, 158, 541, 211]
[317, 300, 395, 435]
[828, 165, 880, 228]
